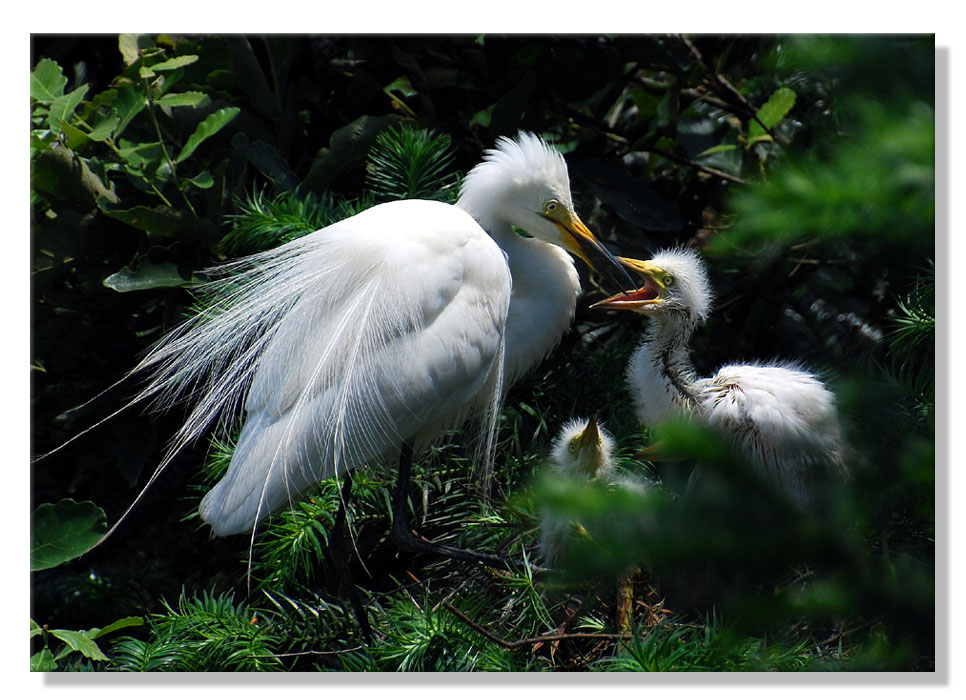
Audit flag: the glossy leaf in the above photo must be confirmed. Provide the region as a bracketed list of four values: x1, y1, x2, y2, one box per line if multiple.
[48, 630, 109, 662]
[30, 499, 107, 571]
[103, 259, 197, 292]
[176, 106, 240, 163]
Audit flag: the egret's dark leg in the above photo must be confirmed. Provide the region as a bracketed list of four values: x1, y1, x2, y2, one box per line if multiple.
[391, 441, 513, 569]
[331, 469, 373, 644]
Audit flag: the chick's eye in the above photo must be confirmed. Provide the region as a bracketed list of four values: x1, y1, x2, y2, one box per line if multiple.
[663, 274, 674, 287]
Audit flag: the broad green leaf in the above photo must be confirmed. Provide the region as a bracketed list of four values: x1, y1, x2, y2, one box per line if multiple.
[88, 111, 119, 142]
[30, 619, 43, 639]
[97, 202, 182, 237]
[48, 630, 109, 662]
[30, 649, 57, 672]
[119, 34, 154, 65]
[748, 86, 797, 141]
[183, 171, 214, 189]
[139, 65, 156, 79]
[156, 91, 210, 109]
[30, 58, 67, 102]
[88, 616, 144, 639]
[151, 55, 198, 71]
[117, 140, 164, 168]
[176, 106, 240, 162]
[103, 260, 197, 292]
[30, 499, 107, 571]
[54, 119, 89, 150]
[110, 84, 148, 138]
[103, 260, 194, 292]
[46, 83, 89, 132]
[248, 140, 298, 190]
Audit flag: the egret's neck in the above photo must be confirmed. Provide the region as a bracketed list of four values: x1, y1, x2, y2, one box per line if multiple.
[628, 313, 701, 425]
[483, 219, 580, 386]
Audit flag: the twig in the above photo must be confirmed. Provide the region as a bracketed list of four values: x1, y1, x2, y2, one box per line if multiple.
[644, 146, 748, 185]
[675, 34, 791, 146]
[442, 601, 631, 650]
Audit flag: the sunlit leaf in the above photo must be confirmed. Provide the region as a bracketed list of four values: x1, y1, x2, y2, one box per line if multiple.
[30, 58, 67, 102]
[748, 86, 796, 141]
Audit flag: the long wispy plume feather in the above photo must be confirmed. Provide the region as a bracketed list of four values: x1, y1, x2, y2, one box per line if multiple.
[82, 198, 510, 544]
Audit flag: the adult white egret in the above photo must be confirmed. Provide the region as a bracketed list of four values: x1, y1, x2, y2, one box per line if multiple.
[101, 132, 633, 558]
[592, 248, 847, 508]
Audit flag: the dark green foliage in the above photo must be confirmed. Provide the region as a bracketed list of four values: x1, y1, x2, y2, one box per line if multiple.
[31, 34, 934, 672]
[367, 125, 458, 202]
[110, 591, 286, 671]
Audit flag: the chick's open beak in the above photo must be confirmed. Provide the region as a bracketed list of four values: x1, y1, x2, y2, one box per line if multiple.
[578, 415, 601, 451]
[590, 257, 668, 311]
[552, 213, 637, 292]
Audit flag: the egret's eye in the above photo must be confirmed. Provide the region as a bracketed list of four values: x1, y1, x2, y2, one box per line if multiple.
[663, 274, 674, 287]
[544, 199, 559, 215]
[568, 440, 579, 454]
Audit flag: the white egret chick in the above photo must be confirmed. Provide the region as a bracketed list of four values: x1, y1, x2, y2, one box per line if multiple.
[104, 133, 633, 555]
[593, 248, 847, 508]
[541, 416, 616, 565]
[550, 416, 617, 482]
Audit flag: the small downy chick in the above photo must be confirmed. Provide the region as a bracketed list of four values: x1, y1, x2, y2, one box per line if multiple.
[540, 416, 617, 565]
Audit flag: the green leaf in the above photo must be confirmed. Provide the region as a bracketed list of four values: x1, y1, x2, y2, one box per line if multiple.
[183, 171, 214, 189]
[156, 91, 210, 109]
[88, 111, 119, 142]
[30, 58, 67, 102]
[97, 202, 181, 237]
[247, 140, 298, 190]
[110, 84, 148, 138]
[55, 119, 90, 150]
[151, 55, 199, 71]
[48, 629, 109, 662]
[30, 619, 44, 639]
[46, 83, 89, 132]
[119, 34, 154, 66]
[89, 616, 144, 639]
[748, 86, 796, 140]
[176, 106, 240, 162]
[30, 499, 107, 571]
[103, 260, 199, 292]
[30, 649, 57, 672]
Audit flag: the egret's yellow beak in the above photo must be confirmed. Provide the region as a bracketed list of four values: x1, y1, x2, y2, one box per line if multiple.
[590, 257, 669, 311]
[546, 211, 636, 292]
[578, 415, 601, 451]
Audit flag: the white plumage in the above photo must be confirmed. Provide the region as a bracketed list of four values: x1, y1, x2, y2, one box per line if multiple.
[594, 248, 847, 508]
[126, 132, 631, 537]
[550, 416, 616, 482]
[541, 417, 617, 564]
